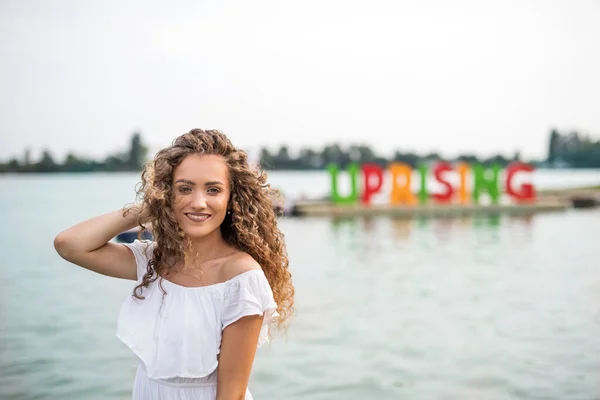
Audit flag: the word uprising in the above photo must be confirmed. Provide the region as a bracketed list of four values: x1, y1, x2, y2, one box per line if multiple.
[327, 162, 536, 205]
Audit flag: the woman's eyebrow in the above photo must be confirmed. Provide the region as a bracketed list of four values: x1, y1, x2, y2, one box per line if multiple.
[174, 179, 195, 185]
[174, 179, 224, 186]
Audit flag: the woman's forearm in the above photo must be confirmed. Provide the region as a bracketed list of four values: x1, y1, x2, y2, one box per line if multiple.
[54, 206, 140, 257]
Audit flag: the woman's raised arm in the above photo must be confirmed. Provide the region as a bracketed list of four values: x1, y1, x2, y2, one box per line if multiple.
[53, 206, 142, 280]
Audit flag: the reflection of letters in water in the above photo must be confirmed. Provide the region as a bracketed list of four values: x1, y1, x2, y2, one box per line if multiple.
[328, 162, 536, 205]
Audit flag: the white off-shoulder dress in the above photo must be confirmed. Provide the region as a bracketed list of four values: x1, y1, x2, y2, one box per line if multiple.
[117, 240, 279, 400]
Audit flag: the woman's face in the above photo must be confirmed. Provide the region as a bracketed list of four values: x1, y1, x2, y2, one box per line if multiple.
[172, 154, 231, 240]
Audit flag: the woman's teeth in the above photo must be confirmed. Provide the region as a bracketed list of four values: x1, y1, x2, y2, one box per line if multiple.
[186, 214, 210, 222]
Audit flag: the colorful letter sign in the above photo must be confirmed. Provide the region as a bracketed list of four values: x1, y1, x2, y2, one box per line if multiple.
[361, 163, 384, 204]
[431, 162, 454, 203]
[328, 162, 536, 205]
[327, 163, 359, 204]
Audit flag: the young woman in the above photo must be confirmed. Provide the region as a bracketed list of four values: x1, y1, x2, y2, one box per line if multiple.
[54, 129, 294, 400]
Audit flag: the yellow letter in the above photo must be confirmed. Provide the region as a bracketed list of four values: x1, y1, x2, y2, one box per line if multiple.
[389, 163, 417, 205]
[457, 163, 470, 205]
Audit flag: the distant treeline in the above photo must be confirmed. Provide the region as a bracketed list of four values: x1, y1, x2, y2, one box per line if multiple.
[546, 129, 600, 168]
[2, 128, 599, 173]
[260, 145, 523, 170]
[260, 129, 600, 170]
[0, 133, 147, 173]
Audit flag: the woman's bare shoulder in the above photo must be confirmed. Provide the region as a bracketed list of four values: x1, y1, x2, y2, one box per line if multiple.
[221, 251, 261, 282]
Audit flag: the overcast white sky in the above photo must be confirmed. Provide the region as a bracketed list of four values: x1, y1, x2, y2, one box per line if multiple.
[1, 0, 599, 162]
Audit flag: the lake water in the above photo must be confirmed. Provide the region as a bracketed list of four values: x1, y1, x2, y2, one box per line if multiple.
[1, 170, 600, 400]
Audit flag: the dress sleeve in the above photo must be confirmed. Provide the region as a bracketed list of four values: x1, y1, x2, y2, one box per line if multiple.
[122, 239, 155, 280]
[221, 270, 280, 346]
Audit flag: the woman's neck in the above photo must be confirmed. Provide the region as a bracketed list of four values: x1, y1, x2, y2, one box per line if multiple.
[186, 229, 232, 264]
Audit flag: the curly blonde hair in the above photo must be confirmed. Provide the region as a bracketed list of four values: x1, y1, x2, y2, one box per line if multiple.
[129, 129, 294, 330]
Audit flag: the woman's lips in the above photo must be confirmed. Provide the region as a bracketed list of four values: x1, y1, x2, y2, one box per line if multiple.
[185, 213, 211, 223]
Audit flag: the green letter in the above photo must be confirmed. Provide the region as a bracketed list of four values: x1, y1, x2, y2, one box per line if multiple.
[328, 163, 359, 205]
[418, 164, 428, 204]
[472, 164, 501, 204]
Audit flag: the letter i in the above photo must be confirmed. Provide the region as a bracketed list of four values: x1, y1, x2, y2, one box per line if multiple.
[457, 163, 470, 204]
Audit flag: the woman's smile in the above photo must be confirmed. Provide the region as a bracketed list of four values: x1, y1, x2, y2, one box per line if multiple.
[185, 213, 211, 223]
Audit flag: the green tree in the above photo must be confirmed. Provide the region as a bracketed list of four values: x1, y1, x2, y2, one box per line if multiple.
[482, 154, 509, 166]
[322, 144, 342, 164]
[21, 147, 33, 172]
[321, 144, 351, 167]
[23, 147, 31, 166]
[357, 145, 376, 163]
[0, 158, 21, 173]
[456, 154, 480, 164]
[103, 154, 127, 172]
[259, 147, 275, 168]
[298, 147, 321, 169]
[277, 146, 291, 163]
[547, 129, 560, 165]
[63, 153, 94, 172]
[35, 150, 59, 172]
[127, 132, 147, 170]
[274, 145, 293, 169]
[423, 152, 442, 161]
[564, 141, 600, 168]
[513, 150, 521, 162]
[393, 151, 420, 167]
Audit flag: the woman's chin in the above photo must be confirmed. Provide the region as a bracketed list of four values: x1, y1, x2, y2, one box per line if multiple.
[181, 226, 219, 239]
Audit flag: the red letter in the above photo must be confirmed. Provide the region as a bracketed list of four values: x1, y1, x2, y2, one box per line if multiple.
[431, 162, 454, 203]
[505, 162, 536, 202]
[361, 163, 384, 205]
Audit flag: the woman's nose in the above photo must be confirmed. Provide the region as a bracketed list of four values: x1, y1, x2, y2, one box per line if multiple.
[191, 192, 207, 208]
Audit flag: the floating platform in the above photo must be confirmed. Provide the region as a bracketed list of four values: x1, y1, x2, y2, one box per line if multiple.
[290, 200, 569, 218]
[537, 188, 600, 209]
[289, 187, 600, 218]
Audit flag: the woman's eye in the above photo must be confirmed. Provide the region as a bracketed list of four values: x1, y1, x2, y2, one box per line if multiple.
[207, 187, 220, 194]
[178, 187, 192, 194]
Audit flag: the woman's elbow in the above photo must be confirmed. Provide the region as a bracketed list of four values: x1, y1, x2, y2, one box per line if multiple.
[53, 232, 73, 259]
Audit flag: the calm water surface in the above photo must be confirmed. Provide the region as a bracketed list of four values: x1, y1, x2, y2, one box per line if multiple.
[1, 171, 600, 400]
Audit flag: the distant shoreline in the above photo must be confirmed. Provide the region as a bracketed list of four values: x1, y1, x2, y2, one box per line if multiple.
[4, 128, 600, 172]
